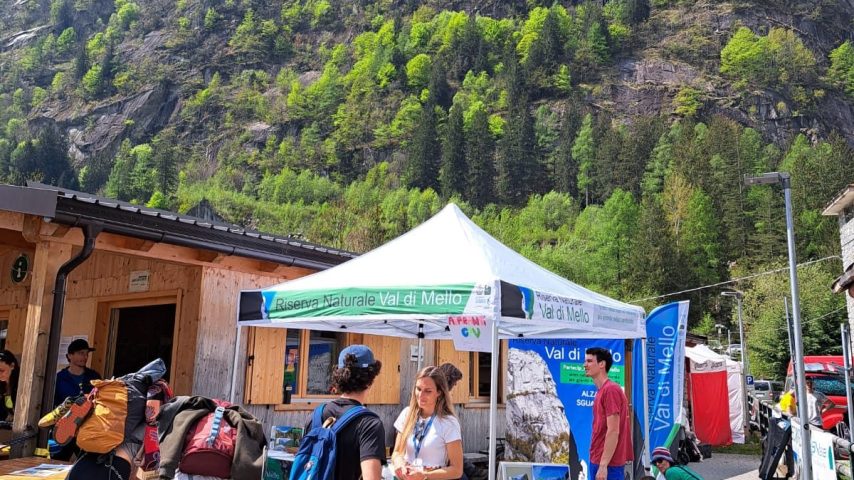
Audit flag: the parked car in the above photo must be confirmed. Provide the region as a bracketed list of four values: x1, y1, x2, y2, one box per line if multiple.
[753, 379, 783, 402]
[786, 355, 851, 430]
[726, 343, 742, 358]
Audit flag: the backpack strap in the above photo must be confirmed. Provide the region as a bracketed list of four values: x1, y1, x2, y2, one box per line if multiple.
[310, 404, 326, 430]
[330, 406, 374, 434]
[206, 406, 226, 447]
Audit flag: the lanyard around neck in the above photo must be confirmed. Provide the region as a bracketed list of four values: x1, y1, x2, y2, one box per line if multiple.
[412, 414, 436, 459]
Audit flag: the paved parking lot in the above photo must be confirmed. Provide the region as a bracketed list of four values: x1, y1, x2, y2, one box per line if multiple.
[689, 453, 760, 480]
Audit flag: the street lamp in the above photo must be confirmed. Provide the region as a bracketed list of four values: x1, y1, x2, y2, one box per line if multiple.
[744, 172, 811, 479]
[714, 323, 731, 354]
[722, 290, 749, 435]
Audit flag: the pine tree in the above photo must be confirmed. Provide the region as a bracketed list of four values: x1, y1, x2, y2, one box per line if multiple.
[450, 14, 486, 81]
[613, 116, 664, 198]
[465, 106, 495, 209]
[405, 102, 440, 191]
[105, 139, 135, 200]
[572, 113, 594, 206]
[440, 103, 466, 198]
[553, 101, 581, 196]
[496, 46, 540, 206]
[427, 61, 452, 110]
[627, 195, 680, 297]
[73, 43, 88, 80]
[152, 130, 179, 197]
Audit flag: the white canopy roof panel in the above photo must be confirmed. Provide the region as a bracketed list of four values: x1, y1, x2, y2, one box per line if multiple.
[238, 204, 645, 339]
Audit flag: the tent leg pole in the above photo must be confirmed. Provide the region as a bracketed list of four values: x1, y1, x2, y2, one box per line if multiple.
[229, 324, 242, 403]
[488, 318, 500, 480]
[417, 324, 424, 370]
[641, 337, 651, 473]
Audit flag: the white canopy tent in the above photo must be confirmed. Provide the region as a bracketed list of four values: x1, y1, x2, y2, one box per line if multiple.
[235, 204, 646, 479]
[685, 344, 745, 444]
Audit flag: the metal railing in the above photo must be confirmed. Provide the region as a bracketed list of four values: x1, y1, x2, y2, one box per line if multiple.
[748, 392, 853, 479]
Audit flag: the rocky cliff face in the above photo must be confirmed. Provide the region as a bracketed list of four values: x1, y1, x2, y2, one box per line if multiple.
[4, 0, 854, 178]
[505, 348, 583, 480]
[594, 0, 854, 144]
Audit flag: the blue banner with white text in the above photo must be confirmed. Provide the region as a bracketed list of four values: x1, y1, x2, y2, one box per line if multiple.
[508, 338, 625, 478]
[633, 301, 689, 458]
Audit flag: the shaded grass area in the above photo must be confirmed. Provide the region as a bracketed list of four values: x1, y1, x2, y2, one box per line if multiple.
[711, 433, 762, 455]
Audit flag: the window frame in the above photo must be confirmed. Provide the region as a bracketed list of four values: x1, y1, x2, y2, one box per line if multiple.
[467, 341, 508, 405]
[282, 329, 350, 401]
[436, 339, 507, 406]
[243, 327, 400, 408]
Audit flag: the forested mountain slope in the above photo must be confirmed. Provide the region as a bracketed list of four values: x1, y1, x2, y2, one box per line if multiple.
[1, 0, 853, 377]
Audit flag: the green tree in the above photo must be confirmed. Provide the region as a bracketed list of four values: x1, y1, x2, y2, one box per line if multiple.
[406, 54, 432, 90]
[552, 101, 581, 196]
[828, 41, 854, 96]
[591, 188, 639, 294]
[745, 262, 846, 379]
[465, 105, 495, 208]
[405, 102, 440, 190]
[572, 113, 594, 206]
[440, 103, 466, 198]
[105, 139, 135, 200]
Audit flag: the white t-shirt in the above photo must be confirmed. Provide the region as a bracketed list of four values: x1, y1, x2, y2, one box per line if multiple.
[394, 406, 462, 469]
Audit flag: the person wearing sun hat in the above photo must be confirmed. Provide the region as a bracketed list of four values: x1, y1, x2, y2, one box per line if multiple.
[651, 446, 703, 479]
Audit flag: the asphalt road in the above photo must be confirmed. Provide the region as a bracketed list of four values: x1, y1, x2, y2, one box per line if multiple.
[688, 453, 760, 480]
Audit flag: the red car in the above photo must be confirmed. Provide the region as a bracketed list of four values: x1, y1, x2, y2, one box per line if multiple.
[786, 355, 850, 431]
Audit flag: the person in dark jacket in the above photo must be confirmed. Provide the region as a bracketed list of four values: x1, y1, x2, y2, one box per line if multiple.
[0, 350, 19, 421]
[55, 339, 101, 404]
[52, 339, 101, 461]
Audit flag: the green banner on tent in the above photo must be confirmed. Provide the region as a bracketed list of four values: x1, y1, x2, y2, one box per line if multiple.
[263, 284, 478, 318]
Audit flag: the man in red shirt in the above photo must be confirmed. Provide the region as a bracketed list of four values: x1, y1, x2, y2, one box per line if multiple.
[584, 347, 632, 480]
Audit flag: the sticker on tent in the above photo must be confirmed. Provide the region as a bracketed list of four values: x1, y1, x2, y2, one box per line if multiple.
[449, 315, 493, 352]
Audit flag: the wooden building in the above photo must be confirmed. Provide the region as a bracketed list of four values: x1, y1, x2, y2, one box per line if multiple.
[0, 183, 506, 456]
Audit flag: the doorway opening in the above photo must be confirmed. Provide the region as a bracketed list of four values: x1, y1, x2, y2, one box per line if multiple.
[106, 303, 176, 378]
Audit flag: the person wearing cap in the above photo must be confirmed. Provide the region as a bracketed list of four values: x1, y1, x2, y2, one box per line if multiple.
[306, 344, 386, 480]
[651, 447, 703, 479]
[55, 339, 101, 406]
[52, 339, 101, 461]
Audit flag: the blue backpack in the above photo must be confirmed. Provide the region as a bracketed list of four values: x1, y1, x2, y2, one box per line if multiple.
[289, 404, 376, 480]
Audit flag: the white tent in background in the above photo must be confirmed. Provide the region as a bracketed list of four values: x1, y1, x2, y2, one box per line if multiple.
[235, 203, 646, 480]
[685, 344, 745, 445]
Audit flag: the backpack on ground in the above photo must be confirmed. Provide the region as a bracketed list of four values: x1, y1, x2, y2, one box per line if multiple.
[178, 399, 237, 477]
[289, 404, 376, 480]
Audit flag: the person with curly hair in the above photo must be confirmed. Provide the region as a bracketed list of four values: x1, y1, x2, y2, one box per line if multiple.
[392, 366, 463, 480]
[306, 344, 386, 480]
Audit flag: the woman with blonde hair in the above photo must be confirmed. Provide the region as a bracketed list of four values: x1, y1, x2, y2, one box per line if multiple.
[392, 366, 463, 480]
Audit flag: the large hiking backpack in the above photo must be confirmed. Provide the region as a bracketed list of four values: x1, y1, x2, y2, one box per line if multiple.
[289, 404, 376, 480]
[178, 399, 237, 477]
[76, 372, 151, 454]
[72, 359, 165, 454]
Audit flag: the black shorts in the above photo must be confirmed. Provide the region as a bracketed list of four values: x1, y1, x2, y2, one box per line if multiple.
[67, 453, 132, 480]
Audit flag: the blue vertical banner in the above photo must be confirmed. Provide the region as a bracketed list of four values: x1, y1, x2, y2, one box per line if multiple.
[508, 338, 625, 475]
[635, 301, 689, 456]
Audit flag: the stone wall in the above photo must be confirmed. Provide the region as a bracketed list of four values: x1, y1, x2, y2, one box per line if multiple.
[839, 211, 854, 327]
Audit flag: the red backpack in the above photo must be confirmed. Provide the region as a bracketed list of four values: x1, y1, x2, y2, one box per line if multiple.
[178, 399, 237, 477]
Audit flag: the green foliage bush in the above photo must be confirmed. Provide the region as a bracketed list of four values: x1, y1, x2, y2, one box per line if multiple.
[828, 41, 854, 96]
[720, 26, 816, 92]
